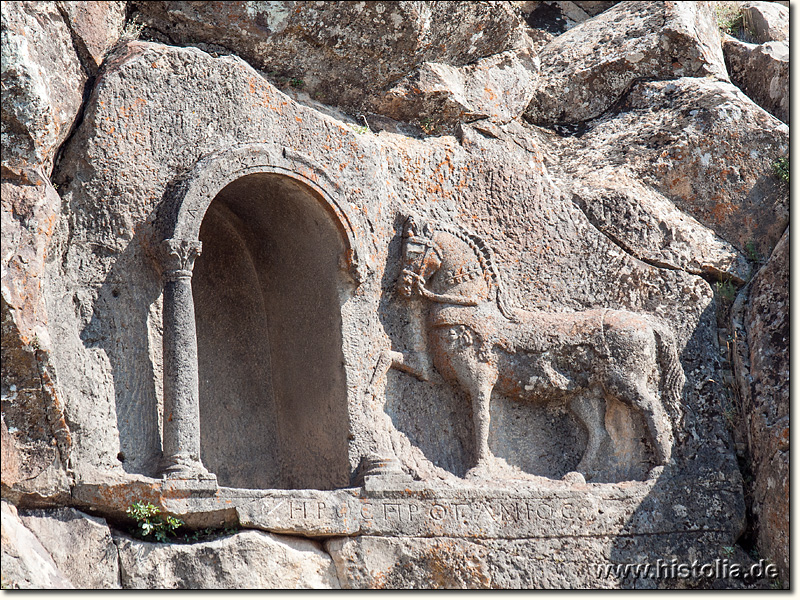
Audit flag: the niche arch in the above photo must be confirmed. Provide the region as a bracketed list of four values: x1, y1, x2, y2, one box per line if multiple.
[156, 144, 362, 490]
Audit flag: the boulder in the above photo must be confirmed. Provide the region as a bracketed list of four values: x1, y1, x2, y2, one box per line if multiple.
[19, 507, 120, 588]
[132, 1, 529, 113]
[1, 1, 87, 178]
[368, 47, 538, 130]
[542, 77, 789, 256]
[115, 530, 340, 589]
[525, 1, 728, 125]
[572, 1, 620, 16]
[741, 1, 789, 43]
[56, 1, 128, 73]
[740, 228, 788, 585]
[0, 501, 74, 589]
[723, 36, 788, 124]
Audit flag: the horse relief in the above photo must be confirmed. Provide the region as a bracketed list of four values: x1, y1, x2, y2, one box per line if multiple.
[371, 215, 685, 481]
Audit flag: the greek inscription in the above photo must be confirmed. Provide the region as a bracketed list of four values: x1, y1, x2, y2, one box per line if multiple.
[289, 501, 307, 519]
[360, 503, 373, 519]
[429, 503, 447, 520]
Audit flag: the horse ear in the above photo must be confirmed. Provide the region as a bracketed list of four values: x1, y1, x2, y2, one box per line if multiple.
[404, 214, 418, 237]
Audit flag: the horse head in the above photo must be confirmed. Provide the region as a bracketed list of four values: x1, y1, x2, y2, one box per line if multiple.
[398, 215, 443, 298]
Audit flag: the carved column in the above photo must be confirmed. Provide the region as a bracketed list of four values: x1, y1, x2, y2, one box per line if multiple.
[158, 238, 215, 481]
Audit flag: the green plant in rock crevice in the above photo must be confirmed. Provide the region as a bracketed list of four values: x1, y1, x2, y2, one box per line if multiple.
[715, 279, 737, 304]
[127, 501, 183, 543]
[772, 156, 789, 185]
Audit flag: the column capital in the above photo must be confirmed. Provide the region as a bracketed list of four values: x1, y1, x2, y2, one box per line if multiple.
[159, 238, 202, 281]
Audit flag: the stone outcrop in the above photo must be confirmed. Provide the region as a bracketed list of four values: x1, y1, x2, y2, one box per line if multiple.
[132, 1, 530, 115]
[732, 227, 789, 584]
[1, 1, 87, 179]
[56, 0, 127, 73]
[524, 1, 728, 125]
[1, 176, 71, 505]
[1, 501, 74, 589]
[0, 0, 790, 590]
[19, 507, 120, 588]
[741, 1, 789, 44]
[115, 530, 340, 589]
[723, 36, 788, 124]
[543, 77, 788, 257]
[367, 47, 539, 129]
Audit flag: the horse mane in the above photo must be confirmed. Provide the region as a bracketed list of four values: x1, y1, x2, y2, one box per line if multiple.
[427, 219, 521, 322]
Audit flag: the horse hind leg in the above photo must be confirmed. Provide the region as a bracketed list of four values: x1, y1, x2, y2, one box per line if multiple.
[467, 380, 495, 478]
[568, 391, 610, 480]
[609, 373, 673, 467]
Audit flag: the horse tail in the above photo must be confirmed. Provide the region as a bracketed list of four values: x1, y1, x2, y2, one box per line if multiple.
[652, 324, 685, 436]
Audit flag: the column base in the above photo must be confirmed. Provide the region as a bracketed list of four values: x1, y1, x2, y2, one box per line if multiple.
[354, 453, 413, 489]
[160, 455, 217, 484]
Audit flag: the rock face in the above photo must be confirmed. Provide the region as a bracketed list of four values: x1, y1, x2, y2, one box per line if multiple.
[1, 501, 74, 589]
[723, 37, 788, 124]
[741, 1, 789, 44]
[56, 0, 127, 72]
[0, 0, 789, 590]
[524, 1, 728, 125]
[115, 530, 340, 589]
[1, 176, 72, 504]
[19, 507, 120, 588]
[132, 1, 530, 115]
[1, 1, 87, 178]
[544, 77, 788, 257]
[734, 227, 789, 584]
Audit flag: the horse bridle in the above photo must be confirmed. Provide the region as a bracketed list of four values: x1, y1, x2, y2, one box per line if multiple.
[401, 233, 479, 307]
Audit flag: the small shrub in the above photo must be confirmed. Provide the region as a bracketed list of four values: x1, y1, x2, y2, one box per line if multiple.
[715, 280, 737, 304]
[127, 501, 183, 543]
[744, 241, 762, 264]
[773, 156, 789, 184]
[289, 78, 304, 89]
[420, 117, 442, 135]
[119, 19, 145, 42]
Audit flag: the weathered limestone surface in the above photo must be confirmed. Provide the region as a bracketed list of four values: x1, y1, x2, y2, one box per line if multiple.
[1, 176, 71, 504]
[734, 227, 789, 584]
[368, 47, 539, 129]
[723, 36, 788, 124]
[524, 1, 728, 125]
[1, 501, 74, 589]
[326, 530, 748, 589]
[56, 0, 127, 73]
[0, 0, 789, 590]
[1, 1, 86, 178]
[543, 77, 788, 256]
[569, 166, 751, 282]
[741, 1, 789, 44]
[19, 507, 120, 588]
[132, 1, 530, 114]
[115, 530, 340, 589]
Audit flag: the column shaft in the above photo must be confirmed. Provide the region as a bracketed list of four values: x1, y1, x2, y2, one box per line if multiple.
[159, 238, 214, 480]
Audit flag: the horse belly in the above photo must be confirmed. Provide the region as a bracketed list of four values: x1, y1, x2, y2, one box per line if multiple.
[495, 349, 585, 402]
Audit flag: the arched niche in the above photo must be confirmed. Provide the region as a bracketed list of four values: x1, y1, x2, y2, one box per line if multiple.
[155, 144, 360, 490]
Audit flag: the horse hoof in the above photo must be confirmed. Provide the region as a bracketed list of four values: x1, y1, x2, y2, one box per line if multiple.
[466, 460, 493, 480]
[561, 471, 586, 485]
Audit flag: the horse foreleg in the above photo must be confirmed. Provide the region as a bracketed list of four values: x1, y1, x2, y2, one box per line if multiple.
[569, 393, 609, 480]
[368, 349, 434, 398]
[472, 384, 493, 467]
